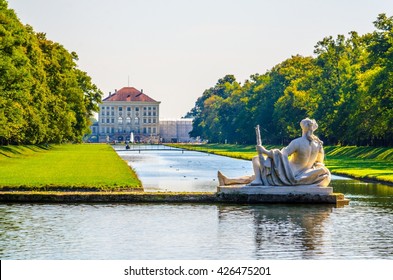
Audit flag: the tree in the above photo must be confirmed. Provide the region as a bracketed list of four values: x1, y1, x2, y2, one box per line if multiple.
[0, 1, 102, 144]
[187, 14, 393, 146]
[362, 14, 393, 145]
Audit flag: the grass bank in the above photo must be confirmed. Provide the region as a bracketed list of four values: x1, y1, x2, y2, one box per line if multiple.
[169, 144, 393, 185]
[0, 144, 141, 191]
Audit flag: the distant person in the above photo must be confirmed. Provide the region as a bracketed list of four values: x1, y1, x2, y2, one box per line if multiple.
[218, 118, 331, 187]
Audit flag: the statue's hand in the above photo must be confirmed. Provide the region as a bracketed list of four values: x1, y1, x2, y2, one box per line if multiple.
[256, 145, 268, 155]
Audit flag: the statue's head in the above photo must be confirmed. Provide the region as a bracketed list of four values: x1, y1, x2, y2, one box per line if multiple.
[300, 118, 318, 133]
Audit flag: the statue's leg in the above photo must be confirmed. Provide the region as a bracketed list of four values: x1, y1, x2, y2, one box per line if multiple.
[295, 167, 331, 187]
[249, 156, 263, 185]
[217, 171, 253, 186]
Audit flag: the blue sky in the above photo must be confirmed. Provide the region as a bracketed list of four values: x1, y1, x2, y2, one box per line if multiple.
[7, 0, 393, 118]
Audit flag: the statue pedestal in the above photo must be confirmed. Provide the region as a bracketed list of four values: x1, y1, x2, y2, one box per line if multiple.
[216, 184, 347, 205]
[217, 184, 333, 195]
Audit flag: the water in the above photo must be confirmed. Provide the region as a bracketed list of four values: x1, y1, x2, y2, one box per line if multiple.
[117, 146, 253, 192]
[1, 146, 393, 260]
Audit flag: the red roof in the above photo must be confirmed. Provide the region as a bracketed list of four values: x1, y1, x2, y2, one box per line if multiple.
[103, 87, 158, 102]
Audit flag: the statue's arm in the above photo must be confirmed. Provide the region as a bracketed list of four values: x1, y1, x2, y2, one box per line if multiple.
[281, 140, 297, 157]
[256, 145, 273, 158]
[315, 145, 325, 166]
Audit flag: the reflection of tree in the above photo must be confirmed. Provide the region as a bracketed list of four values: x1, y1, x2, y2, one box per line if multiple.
[218, 205, 333, 259]
[332, 180, 393, 209]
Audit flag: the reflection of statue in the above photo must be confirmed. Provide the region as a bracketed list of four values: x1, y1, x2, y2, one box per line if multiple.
[218, 118, 331, 187]
[217, 204, 333, 258]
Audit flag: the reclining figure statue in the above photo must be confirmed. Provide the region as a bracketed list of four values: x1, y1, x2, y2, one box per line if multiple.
[218, 118, 331, 187]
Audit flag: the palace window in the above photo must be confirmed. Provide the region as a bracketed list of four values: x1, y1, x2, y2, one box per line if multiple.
[126, 117, 131, 125]
[118, 117, 123, 125]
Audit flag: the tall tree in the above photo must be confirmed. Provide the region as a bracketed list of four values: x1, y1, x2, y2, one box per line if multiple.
[0, 0, 102, 144]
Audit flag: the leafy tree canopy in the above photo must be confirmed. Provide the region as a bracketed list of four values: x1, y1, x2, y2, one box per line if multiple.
[0, 0, 102, 145]
[187, 14, 393, 146]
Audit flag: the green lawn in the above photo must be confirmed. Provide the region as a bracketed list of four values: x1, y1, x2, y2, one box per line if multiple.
[323, 146, 393, 184]
[0, 144, 141, 191]
[170, 144, 393, 185]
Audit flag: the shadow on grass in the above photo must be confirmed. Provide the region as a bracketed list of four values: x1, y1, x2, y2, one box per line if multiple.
[0, 146, 23, 157]
[0, 145, 52, 158]
[325, 146, 393, 160]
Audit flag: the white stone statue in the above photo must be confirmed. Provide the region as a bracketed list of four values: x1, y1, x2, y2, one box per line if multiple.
[218, 118, 331, 187]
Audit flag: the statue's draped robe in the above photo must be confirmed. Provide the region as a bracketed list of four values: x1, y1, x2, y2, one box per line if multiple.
[258, 149, 330, 186]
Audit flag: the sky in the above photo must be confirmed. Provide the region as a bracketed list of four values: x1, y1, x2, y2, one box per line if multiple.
[7, 0, 393, 119]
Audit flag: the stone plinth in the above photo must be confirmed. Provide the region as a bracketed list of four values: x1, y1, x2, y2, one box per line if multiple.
[216, 184, 348, 205]
[217, 184, 333, 195]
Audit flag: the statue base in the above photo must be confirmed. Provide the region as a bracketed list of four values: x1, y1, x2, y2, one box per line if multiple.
[217, 184, 333, 195]
[216, 184, 350, 205]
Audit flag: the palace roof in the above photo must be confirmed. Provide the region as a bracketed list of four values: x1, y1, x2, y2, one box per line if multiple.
[103, 87, 158, 102]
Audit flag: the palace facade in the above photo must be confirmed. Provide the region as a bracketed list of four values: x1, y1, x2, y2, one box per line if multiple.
[95, 87, 161, 143]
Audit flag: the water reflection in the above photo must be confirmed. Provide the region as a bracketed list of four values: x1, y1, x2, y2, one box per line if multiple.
[217, 204, 333, 259]
[216, 202, 393, 259]
[332, 180, 393, 209]
[1, 200, 393, 259]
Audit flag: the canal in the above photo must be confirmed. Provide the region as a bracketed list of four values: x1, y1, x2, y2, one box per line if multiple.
[0, 146, 392, 259]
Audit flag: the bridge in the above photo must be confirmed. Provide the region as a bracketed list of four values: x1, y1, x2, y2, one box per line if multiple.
[114, 144, 186, 153]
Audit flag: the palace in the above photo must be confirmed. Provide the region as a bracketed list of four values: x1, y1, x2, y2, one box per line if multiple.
[95, 87, 161, 143]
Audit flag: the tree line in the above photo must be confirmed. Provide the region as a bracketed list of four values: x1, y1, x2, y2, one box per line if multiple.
[0, 0, 102, 145]
[187, 14, 393, 147]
